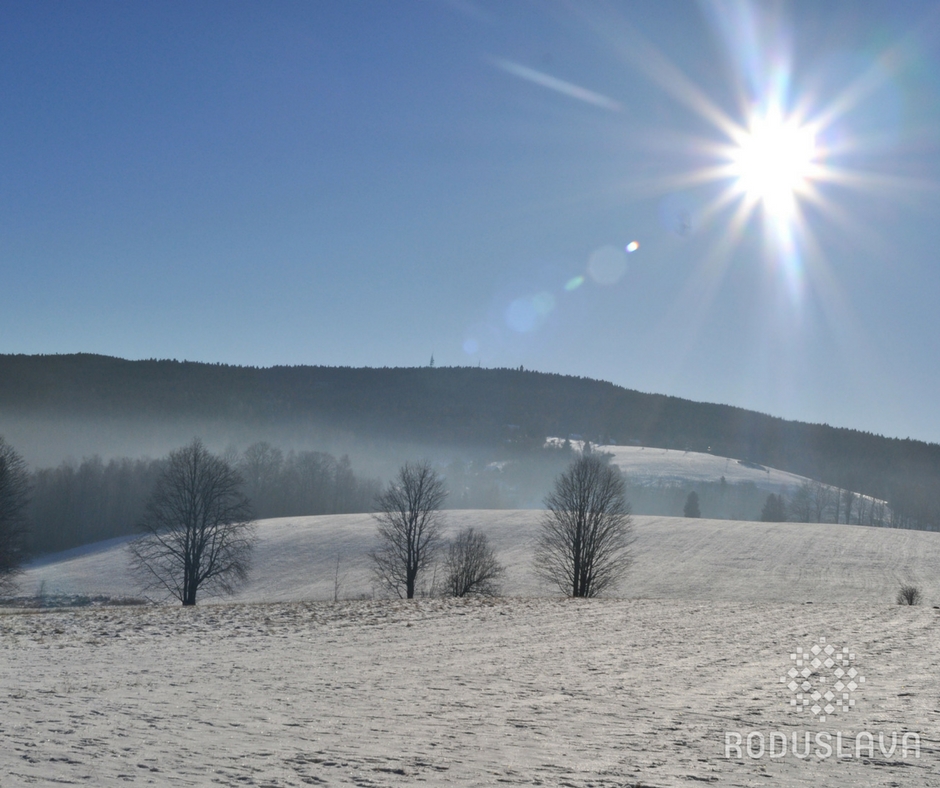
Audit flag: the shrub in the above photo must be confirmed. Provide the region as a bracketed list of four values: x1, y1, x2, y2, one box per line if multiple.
[897, 585, 922, 606]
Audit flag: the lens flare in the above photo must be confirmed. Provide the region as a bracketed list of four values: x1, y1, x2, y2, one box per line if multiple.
[581, 3, 884, 317]
[532, 292, 555, 315]
[489, 57, 624, 112]
[505, 291, 556, 333]
[498, 2, 929, 385]
[587, 245, 628, 285]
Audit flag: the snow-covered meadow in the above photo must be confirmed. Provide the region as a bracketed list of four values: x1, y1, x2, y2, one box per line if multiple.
[599, 445, 812, 492]
[6, 512, 940, 785]
[19, 511, 940, 605]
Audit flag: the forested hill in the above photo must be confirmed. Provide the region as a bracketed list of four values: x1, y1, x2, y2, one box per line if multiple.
[1, 353, 938, 524]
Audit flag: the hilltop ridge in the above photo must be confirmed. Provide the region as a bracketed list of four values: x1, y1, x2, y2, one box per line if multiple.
[1, 353, 938, 527]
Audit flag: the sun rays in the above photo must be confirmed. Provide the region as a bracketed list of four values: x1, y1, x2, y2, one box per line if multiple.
[477, 0, 935, 399]
[571, 1, 931, 292]
[491, 2, 878, 309]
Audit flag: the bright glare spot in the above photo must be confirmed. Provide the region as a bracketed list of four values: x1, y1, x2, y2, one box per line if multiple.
[564, 275, 585, 291]
[732, 109, 816, 216]
[462, 338, 479, 354]
[625, 240, 640, 253]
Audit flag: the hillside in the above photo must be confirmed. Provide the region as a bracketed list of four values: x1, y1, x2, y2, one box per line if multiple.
[8, 515, 940, 787]
[2, 354, 939, 528]
[20, 512, 940, 605]
[19, 437, 858, 558]
[601, 444, 810, 490]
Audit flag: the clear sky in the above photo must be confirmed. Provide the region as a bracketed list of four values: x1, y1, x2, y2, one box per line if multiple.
[3, 1, 940, 443]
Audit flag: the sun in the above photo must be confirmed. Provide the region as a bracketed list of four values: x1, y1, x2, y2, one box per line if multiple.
[730, 108, 817, 218]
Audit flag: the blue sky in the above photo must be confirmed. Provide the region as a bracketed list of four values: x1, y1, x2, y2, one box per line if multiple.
[3, 1, 940, 443]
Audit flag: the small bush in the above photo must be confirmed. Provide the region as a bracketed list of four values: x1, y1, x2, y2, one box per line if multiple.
[897, 585, 922, 606]
[444, 527, 504, 597]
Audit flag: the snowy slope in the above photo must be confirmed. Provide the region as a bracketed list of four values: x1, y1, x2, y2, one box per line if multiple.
[3, 596, 937, 786]
[19, 511, 940, 605]
[599, 444, 813, 492]
[8, 512, 940, 787]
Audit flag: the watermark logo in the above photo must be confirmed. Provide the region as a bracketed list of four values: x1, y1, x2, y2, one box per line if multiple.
[780, 637, 864, 722]
[722, 635, 919, 761]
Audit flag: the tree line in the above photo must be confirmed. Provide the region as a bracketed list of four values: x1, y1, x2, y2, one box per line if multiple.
[0, 438, 29, 595]
[235, 442, 379, 519]
[3, 427, 927, 607]
[23, 443, 379, 555]
[636, 476, 901, 527]
[9, 426, 932, 577]
[2, 433, 636, 605]
[3, 354, 940, 528]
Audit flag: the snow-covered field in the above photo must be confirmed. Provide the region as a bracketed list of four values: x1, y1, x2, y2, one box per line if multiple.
[599, 444, 813, 492]
[6, 514, 940, 786]
[20, 511, 940, 604]
[3, 597, 939, 786]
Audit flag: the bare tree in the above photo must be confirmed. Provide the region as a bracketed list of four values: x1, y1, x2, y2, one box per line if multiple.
[810, 481, 833, 523]
[443, 527, 504, 597]
[856, 494, 872, 526]
[0, 437, 30, 595]
[842, 489, 856, 525]
[129, 439, 255, 606]
[788, 482, 814, 523]
[535, 455, 634, 598]
[371, 461, 446, 599]
[238, 441, 284, 508]
[331, 553, 348, 603]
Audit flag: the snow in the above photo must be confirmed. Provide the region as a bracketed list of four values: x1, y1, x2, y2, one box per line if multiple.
[25, 534, 136, 569]
[21, 511, 940, 604]
[7, 513, 940, 785]
[2, 596, 938, 785]
[599, 444, 813, 492]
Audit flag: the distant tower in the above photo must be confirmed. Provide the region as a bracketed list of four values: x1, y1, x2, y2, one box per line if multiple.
[429, 353, 435, 368]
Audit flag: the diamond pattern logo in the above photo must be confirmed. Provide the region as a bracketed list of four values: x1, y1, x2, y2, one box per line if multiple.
[780, 637, 865, 722]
